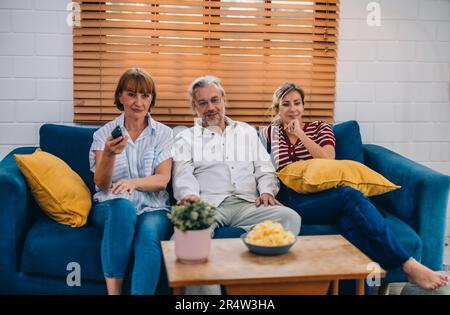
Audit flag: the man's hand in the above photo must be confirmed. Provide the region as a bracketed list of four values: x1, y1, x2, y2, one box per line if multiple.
[255, 193, 281, 207]
[104, 135, 128, 156]
[177, 194, 200, 205]
[111, 178, 138, 195]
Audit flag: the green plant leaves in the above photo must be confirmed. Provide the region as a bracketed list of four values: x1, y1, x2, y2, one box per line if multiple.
[167, 200, 217, 231]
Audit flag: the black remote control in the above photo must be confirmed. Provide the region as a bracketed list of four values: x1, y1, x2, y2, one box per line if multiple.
[111, 125, 123, 139]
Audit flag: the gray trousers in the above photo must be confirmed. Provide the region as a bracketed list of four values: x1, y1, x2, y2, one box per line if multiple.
[187, 196, 301, 295]
[212, 195, 301, 235]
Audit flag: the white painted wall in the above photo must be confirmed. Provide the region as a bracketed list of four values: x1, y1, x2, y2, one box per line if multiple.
[0, 1, 449, 225]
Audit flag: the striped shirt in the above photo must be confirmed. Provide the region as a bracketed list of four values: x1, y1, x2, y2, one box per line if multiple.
[89, 113, 173, 215]
[259, 121, 336, 171]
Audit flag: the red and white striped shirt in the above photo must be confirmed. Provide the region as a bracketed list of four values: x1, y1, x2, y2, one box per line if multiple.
[259, 121, 336, 171]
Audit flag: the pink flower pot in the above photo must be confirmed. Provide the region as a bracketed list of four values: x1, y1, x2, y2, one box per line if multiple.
[174, 227, 211, 264]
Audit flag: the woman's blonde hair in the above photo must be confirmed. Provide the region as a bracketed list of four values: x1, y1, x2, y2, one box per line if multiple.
[269, 82, 305, 125]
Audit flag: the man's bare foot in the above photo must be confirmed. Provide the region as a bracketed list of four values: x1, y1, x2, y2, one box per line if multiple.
[403, 258, 449, 290]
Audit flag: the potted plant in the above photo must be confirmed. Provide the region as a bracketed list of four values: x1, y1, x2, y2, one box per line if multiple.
[167, 200, 217, 264]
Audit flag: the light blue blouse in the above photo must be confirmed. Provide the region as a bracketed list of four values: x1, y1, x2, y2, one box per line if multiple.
[89, 113, 173, 215]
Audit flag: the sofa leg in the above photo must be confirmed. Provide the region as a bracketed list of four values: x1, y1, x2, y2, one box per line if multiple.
[378, 283, 391, 295]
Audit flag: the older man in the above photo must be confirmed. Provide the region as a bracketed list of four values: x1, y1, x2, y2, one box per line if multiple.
[172, 75, 301, 235]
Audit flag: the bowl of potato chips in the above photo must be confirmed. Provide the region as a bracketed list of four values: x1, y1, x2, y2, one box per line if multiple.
[241, 220, 296, 256]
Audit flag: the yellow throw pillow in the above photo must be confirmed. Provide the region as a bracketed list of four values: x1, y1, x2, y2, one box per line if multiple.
[14, 148, 92, 227]
[276, 159, 400, 197]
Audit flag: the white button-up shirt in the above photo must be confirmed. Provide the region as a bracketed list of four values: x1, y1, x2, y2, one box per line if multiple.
[172, 117, 278, 207]
[89, 113, 173, 215]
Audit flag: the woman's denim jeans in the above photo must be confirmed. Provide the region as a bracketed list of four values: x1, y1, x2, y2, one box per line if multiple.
[90, 198, 137, 279]
[281, 186, 410, 271]
[131, 209, 173, 295]
[90, 198, 173, 294]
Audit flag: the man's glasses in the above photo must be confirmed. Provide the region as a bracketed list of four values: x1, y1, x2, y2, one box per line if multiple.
[195, 96, 222, 108]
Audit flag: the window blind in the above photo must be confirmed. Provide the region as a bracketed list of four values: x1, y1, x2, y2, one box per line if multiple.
[73, 0, 339, 125]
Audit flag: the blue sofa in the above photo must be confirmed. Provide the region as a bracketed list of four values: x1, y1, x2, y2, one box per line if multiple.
[0, 120, 449, 294]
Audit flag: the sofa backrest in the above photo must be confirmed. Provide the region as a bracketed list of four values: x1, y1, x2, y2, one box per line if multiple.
[40, 124, 98, 194]
[333, 120, 364, 163]
[38, 120, 364, 195]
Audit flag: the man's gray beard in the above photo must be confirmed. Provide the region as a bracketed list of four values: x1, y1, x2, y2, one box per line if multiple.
[204, 117, 222, 127]
[197, 110, 226, 128]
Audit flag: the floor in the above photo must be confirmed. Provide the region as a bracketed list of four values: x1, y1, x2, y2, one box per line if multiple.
[387, 235, 450, 295]
[445, 235, 450, 270]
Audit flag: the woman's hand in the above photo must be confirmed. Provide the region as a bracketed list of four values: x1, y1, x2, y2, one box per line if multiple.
[285, 119, 304, 138]
[104, 135, 128, 156]
[255, 193, 281, 207]
[285, 121, 336, 160]
[93, 137, 128, 192]
[111, 178, 137, 195]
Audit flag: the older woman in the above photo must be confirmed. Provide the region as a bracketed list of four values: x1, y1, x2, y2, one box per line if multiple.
[89, 68, 173, 294]
[259, 82, 448, 291]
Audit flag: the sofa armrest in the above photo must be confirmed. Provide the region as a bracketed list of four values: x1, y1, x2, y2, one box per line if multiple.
[363, 144, 450, 270]
[0, 147, 37, 271]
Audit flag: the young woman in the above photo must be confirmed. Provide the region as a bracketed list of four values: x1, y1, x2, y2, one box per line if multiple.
[259, 82, 448, 291]
[89, 68, 173, 294]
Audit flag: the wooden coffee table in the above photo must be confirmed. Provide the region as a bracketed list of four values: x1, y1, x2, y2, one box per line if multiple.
[161, 235, 386, 295]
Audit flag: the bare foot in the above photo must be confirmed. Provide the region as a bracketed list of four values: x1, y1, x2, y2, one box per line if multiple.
[403, 258, 449, 290]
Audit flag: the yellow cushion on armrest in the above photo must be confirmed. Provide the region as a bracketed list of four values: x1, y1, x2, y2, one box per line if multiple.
[14, 148, 92, 227]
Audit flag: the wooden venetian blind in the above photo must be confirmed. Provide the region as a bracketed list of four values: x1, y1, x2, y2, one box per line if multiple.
[73, 0, 339, 125]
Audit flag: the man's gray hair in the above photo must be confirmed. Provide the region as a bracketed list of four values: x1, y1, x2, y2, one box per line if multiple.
[189, 75, 226, 105]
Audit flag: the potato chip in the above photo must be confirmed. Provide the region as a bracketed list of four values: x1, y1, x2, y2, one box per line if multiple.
[245, 220, 295, 246]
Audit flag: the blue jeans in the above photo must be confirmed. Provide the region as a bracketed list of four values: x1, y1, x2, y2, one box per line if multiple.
[90, 199, 173, 294]
[90, 198, 137, 278]
[280, 186, 410, 271]
[131, 209, 173, 295]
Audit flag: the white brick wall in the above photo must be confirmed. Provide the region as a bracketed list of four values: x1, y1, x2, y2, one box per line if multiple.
[0, 1, 34, 10]
[336, 0, 450, 238]
[0, 0, 449, 232]
[336, 0, 450, 177]
[12, 11, 59, 33]
[0, 0, 73, 155]
[14, 56, 59, 78]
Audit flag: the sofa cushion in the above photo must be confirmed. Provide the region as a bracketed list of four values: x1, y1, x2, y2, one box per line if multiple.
[333, 120, 364, 163]
[214, 226, 246, 238]
[20, 217, 254, 282]
[300, 224, 340, 236]
[21, 214, 104, 282]
[14, 149, 92, 227]
[19, 209, 421, 286]
[39, 124, 97, 194]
